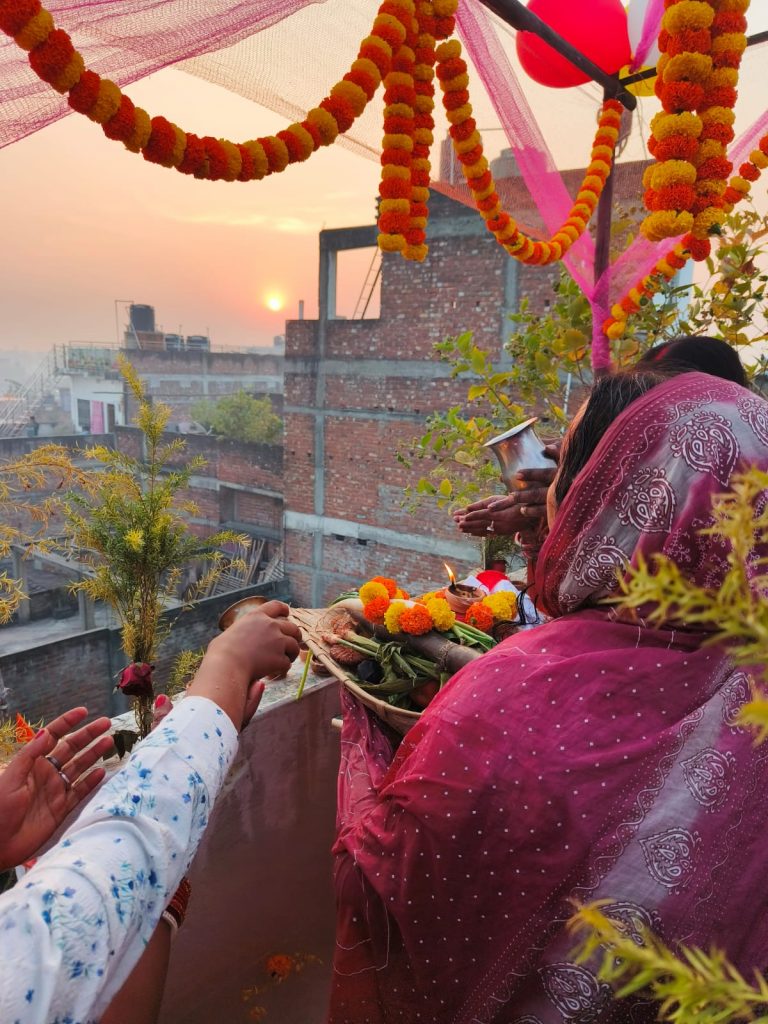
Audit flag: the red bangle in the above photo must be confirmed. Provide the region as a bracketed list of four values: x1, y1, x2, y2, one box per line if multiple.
[163, 876, 191, 932]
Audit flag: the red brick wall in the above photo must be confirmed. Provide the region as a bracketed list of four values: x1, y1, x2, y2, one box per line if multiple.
[114, 428, 283, 540]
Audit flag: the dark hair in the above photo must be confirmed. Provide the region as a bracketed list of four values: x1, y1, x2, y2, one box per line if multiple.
[554, 370, 667, 506]
[635, 335, 747, 387]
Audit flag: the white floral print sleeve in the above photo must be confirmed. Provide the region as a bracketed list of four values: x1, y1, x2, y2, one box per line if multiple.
[0, 696, 238, 1024]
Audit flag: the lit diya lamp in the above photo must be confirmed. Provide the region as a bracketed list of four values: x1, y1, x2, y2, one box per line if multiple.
[442, 563, 481, 617]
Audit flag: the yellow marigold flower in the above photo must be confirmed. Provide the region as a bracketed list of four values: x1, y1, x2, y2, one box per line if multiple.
[709, 68, 739, 89]
[243, 139, 269, 177]
[359, 580, 390, 604]
[692, 208, 725, 237]
[14, 9, 54, 50]
[642, 209, 694, 242]
[663, 53, 712, 85]
[419, 591, 437, 604]
[750, 150, 768, 170]
[404, 243, 428, 262]
[464, 156, 489, 179]
[700, 107, 735, 128]
[662, 1, 715, 35]
[650, 111, 702, 141]
[482, 592, 517, 621]
[606, 320, 627, 341]
[51, 54, 85, 95]
[384, 600, 409, 634]
[611, 303, 628, 320]
[695, 138, 726, 165]
[436, 39, 461, 60]
[124, 529, 144, 552]
[447, 104, 472, 126]
[373, 13, 407, 44]
[425, 598, 456, 632]
[378, 233, 406, 252]
[711, 33, 747, 56]
[649, 160, 697, 190]
[730, 176, 751, 194]
[380, 198, 411, 215]
[383, 133, 414, 152]
[89, 79, 122, 124]
[125, 107, 152, 153]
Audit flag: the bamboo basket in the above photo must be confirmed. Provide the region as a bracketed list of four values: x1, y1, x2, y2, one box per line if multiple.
[289, 607, 423, 735]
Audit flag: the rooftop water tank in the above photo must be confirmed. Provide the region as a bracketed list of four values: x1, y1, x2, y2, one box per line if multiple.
[129, 304, 155, 333]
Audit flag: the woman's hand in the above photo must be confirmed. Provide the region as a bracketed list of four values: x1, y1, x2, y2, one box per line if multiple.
[0, 707, 113, 871]
[454, 458, 558, 540]
[187, 601, 301, 730]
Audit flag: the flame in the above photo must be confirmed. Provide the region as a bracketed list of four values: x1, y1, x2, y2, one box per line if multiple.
[443, 563, 456, 585]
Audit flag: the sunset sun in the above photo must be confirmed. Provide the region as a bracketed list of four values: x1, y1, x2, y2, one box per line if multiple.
[265, 293, 284, 312]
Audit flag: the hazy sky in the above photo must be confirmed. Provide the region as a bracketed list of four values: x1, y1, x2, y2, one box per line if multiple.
[1, 6, 767, 360]
[0, 72, 382, 355]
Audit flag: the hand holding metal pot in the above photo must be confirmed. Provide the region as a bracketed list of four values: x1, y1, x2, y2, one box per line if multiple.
[453, 443, 560, 539]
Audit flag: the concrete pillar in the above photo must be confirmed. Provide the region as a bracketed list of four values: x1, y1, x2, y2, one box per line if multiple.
[78, 589, 96, 631]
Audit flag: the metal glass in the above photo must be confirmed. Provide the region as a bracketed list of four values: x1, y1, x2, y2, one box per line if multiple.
[484, 417, 552, 491]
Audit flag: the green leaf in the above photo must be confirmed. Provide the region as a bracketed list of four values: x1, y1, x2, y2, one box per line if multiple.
[438, 478, 453, 497]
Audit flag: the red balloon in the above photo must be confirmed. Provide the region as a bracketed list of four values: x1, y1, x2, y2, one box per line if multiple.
[516, 0, 632, 88]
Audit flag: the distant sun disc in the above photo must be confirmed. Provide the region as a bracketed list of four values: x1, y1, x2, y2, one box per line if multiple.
[266, 294, 284, 312]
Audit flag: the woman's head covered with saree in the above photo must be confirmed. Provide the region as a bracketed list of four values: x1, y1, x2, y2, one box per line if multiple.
[330, 371, 768, 1024]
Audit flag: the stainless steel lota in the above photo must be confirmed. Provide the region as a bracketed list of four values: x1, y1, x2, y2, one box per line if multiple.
[484, 417, 552, 492]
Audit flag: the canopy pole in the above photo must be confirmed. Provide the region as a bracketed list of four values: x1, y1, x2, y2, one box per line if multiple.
[474, 0, 636, 110]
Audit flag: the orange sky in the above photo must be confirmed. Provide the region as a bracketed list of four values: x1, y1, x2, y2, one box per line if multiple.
[0, 72, 382, 353]
[1, 6, 767, 358]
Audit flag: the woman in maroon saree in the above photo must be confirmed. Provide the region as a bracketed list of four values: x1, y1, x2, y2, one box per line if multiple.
[329, 371, 768, 1024]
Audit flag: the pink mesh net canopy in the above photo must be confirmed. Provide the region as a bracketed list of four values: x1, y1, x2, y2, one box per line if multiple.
[2, 0, 766, 368]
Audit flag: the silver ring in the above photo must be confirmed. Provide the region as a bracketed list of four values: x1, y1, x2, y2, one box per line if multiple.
[58, 769, 73, 791]
[46, 754, 63, 771]
[487, 521, 494, 534]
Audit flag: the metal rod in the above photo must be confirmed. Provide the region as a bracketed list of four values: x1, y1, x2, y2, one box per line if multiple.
[475, 0, 636, 109]
[620, 29, 768, 85]
[592, 88, 618, 378]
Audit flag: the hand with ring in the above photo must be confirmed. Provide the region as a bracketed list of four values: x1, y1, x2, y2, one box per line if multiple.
[0, 706, 113, 871]
[453, 444, 560, 540]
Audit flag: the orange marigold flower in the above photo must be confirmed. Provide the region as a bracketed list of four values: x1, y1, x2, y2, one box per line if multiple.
[399, 604, 434, 635]
[465, 602, 494, 632]
[363, 596, 391, 624]
[265, 954, 294, 982]
[370, 576, 398, 598]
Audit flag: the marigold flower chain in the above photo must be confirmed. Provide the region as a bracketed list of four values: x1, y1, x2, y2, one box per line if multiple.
[605, 127, 768, 342]
[0, 0, 410, 181]
[642, 0, 750, 256]
[434, 37, 622, 266]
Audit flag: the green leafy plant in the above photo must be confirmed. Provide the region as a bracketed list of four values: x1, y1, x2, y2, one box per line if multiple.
[569, 904, 768, 1024]
[399, 203, 768, 517]
[65, 357, 248, 736]
[0, 444, 89, 623]
[191, 390, 282, 444]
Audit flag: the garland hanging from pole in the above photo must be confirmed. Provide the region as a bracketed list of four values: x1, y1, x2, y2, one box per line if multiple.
[605, 129, 768, 342]
[1, 0, 617, 266]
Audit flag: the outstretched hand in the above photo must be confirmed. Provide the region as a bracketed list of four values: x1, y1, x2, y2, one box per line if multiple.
[453, 444, 559, 539]
[0, 707, 113, 871]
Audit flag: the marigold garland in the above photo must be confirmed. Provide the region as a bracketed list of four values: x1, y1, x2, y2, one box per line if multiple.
[643, 0, 750, 255]
[4, 0, 623, 267]
[433, 36, 622, 266]
[0, 0, 404, 182]
[604, 127, 768, 342]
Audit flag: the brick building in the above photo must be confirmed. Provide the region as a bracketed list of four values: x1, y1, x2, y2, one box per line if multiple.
[119, 347, 284, 422]
[114, 427, 283, 556]
[282, 161, 649, 606]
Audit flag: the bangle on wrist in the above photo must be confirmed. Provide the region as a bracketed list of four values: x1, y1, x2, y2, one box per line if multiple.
[162, 876, 191, 938]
